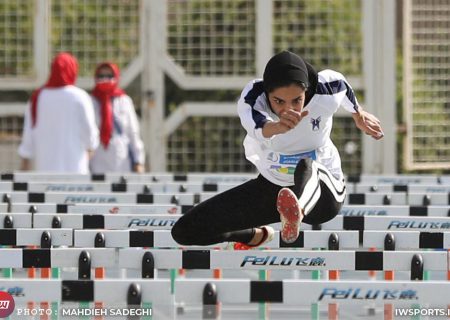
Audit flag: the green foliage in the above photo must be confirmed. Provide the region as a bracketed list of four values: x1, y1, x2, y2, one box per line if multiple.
[0, 0, 34, 76]
[167, 0, 256, 76]
[273, 0, 362, 75]
[51, 0, 140, 77]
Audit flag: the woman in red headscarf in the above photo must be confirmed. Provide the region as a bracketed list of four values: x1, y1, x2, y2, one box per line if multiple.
[18, 52, 99, 173]
[90, 62, 145, 173]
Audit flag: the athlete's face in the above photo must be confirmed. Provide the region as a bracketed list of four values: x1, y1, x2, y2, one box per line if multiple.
[267, 84, 306, 116]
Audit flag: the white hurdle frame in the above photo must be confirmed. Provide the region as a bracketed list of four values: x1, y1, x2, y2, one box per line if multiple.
[175, 279, 450, 306]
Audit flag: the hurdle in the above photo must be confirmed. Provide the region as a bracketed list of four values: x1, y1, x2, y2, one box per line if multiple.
[347, 174, 443, 185]
[0, 213, 31, 228]
[8, 190, 450, 207]
[338, 205, 450, 217]
[116, 249, 449, 274]
[4, 175, 450, 193]
[66, 203, 187, 215]
[72, 230, 359, 249]
[71, 215, 450, 233]
[0, 173, 448, 319]
[3, 245, 433, 318]
[4, 216, 450, 246]
[363, 230, 450, 249]
[33, 214, 178, 230]
[345, 192, 450, 205]
[5, 228, 449, 251]
[57, 191, 450, 206]
[322, 215, 450, 231]
[6, 203, 187, 215]
[8, 180, 238, 194]
[7, 203, 450, 217]
[351, 183, 450, 194]
[0, 181, 13, 192]
[0, 229, 72, 246]
[0, 248, 116, 269]
[0, 235, 448, 271]
[7, 202, 449, 217]
[175, 279, 450, 305]
[2, 172, 255, 184]
[1, 191, 214, 206]
[0, 279, 172, 318]
[19, 180, 442, 197]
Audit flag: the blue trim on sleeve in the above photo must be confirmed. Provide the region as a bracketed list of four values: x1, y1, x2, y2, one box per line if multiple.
[316, 79, 357, 107]
[244, 81, 268, 129]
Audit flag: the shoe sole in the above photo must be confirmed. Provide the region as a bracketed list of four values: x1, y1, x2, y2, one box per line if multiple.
[277, 188, 302, 243]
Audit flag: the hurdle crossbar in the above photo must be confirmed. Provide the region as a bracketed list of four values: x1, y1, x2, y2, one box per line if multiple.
[339, 205, 450, 217]
[118, 249, 448, 271]
[175, 279, 450, 305]
[0, 279, 171, 305]
[74, 230, 359, 248]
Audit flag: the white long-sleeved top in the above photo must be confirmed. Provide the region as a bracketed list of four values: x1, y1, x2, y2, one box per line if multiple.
[237, 69, 359, 186]
[18, 86, 99, 173]
[90, 95, 145, 173]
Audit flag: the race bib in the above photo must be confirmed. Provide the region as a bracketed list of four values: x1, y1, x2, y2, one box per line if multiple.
[267, 150, 317, 175]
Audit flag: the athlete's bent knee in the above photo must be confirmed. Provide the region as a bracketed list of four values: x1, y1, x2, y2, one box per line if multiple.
[295, 158, 313, 173]
[171, 221, 195, 245]
[294, 158, 314, 184]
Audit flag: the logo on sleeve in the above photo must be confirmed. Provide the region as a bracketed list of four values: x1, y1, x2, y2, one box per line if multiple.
[311, 117, 321, 131]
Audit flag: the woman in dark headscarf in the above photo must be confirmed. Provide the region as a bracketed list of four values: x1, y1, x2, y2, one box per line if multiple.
[171, 51, 384, 248]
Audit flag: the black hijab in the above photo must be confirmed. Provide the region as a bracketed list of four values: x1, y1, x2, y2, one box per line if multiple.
[263, 51, 318, 106]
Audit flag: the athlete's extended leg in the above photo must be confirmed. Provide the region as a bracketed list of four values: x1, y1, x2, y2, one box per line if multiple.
[171, 175, 281, 246]
[298, 159, 346, 225]
[277, 158, 346, 242]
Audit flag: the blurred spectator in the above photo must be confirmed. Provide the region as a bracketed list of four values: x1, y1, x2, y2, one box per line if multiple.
[18, 52, 99, 173]
[90, 62, 145, 173]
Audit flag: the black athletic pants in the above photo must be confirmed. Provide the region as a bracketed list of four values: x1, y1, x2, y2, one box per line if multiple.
[171, 158, 346, 245]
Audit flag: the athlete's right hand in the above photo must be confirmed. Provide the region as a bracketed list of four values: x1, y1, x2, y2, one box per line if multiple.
[279, 109, 308, 130]
[262, 109, 309, 138]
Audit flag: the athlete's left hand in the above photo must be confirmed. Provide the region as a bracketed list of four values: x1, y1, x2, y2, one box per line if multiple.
[352, 109, 384, 140]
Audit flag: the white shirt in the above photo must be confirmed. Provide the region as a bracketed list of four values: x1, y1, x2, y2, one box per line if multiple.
[18, 86, 99, 173]
[90, 95, 145, 173]
[238, 69, 358, 186]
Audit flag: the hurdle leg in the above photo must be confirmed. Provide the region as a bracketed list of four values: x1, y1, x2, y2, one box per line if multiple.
[383, 271, 394, 320]
[384, 233, 395, 320]
[311, 248, 321, 320]
[328, 233, 339, 320]
[2, 267, 12, 278]
[79, 301, 90, 320]
[40, 268, 51, 320]
[410, 254, 423, 320]
[311, 269, 320, 320]
[212, 247, 222, 318]
[327, 270, 339, 320]
[94, 267, 105, 320]
[367, 247, 377, 316]
[27, 246, 37, 312]
[421, 255, 431, 319]
[51, 268, 60, 320]
[258, 269, 269, 320]
[170, 269, 177, 294]
[142, 302, 153, 320]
